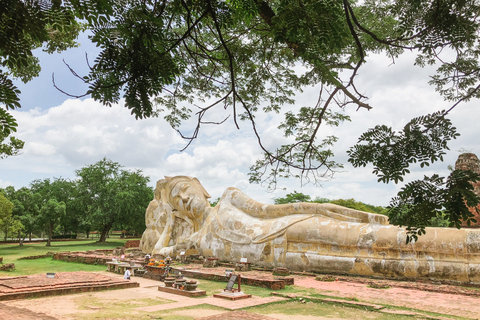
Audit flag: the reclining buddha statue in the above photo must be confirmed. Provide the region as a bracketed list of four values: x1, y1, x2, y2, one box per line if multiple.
[140, 175, 480, 283]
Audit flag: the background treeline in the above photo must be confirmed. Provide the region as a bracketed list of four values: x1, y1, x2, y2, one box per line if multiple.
[0, 158, 153, 246]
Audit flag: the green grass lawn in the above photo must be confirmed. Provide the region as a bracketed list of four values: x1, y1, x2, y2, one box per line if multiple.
[0, 239, 133, 276]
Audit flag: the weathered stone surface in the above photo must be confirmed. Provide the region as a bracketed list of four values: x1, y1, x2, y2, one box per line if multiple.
[235, 262, 251, 272]
[203, 257, 218, 268]
[112, 247, 125, 256]
[140, 175, 480, 283]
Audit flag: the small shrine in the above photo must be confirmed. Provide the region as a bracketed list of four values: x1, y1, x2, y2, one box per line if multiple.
[213, 273, 252, 300]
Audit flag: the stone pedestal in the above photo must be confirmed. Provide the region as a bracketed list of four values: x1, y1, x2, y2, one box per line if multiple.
[164, 277, 175, 287]
[203, 257, 218, 268]
[185, 280, 198, 291]
[235, 262, 251, 271]
[174, 279, 186, 289]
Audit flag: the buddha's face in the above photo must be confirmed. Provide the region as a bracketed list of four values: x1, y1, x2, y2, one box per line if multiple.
[169, 177, 211, 219]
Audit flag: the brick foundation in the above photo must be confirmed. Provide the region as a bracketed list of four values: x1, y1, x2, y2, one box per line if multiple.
[172, 268, 287, 290]
[0, 272, 139, 301]
[52, 251, 144, 266]
[124, 240, 140, 248]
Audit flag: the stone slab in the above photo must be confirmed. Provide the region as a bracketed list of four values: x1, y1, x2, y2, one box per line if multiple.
[213, 291, 252, 300]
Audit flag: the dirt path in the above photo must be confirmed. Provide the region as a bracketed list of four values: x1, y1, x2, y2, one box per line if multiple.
[294, 276, 480, 319]
[2, 272, 479, 319]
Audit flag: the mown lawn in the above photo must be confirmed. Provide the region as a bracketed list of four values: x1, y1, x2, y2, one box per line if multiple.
[0, 239, 133, 276]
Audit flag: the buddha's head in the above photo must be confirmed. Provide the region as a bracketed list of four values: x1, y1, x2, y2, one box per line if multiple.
[156, 176, 211, 222]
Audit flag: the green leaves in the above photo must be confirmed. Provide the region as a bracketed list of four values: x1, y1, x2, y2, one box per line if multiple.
[85, 0, 182, 118]
[274, 191, 311, 204]
[0, 191, 14, 222]
[0, 72, 21, 110]
[0, 106, 24, 159]
[347, 111, 479, 243]
[388, 170, 480, 243]
[0, 0, 82, 159]
[347, 111, 459, 183]
[75, 158, 153, 241]
[226, 0, 259, 23]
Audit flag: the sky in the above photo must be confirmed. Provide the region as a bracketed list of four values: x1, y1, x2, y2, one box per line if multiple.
[1, 33, 479, 206]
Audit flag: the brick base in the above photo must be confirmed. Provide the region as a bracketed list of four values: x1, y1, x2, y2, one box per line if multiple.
[0, 272, 139, 301]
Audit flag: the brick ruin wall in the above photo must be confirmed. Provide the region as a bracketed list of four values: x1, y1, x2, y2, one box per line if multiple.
[455, 153, 480, 227]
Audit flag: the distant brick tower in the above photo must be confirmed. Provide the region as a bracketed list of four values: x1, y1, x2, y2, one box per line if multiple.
[455, 153, 480, 227]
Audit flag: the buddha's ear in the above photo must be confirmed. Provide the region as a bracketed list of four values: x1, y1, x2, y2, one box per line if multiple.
[193, 177, 211, 199]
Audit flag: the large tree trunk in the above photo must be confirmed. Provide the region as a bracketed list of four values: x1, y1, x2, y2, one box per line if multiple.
[98, 224, 112, 242]
[18, 231, 23, 246]
[46, 223, 53, 247]
[29, 232, 32, 241]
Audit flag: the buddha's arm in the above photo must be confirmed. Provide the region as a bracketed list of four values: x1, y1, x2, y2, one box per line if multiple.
[224, 188, 388, 225]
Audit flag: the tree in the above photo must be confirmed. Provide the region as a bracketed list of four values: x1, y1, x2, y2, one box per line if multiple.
[347, 114, 480, 242]
[49, 0, 478, 186]
[2, 186, 39, 243]
[30, 178, 72, 246]
[209, 197, 221, 207]
[329, 198, 387, 215]
[273, 192, 387, 214]
[76, 158, 153, 242]
[1, 0, 81, 158]
[0, 191, 14, 240]
[0, 112, 24, 159]
[274, 191, 311, 204]
[38, 198, 66, 246]
[4, 0, 480, 234]
[112, 169, 154, 237]
[387, 170, 480, 242]
[4, 1, 480, 177]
